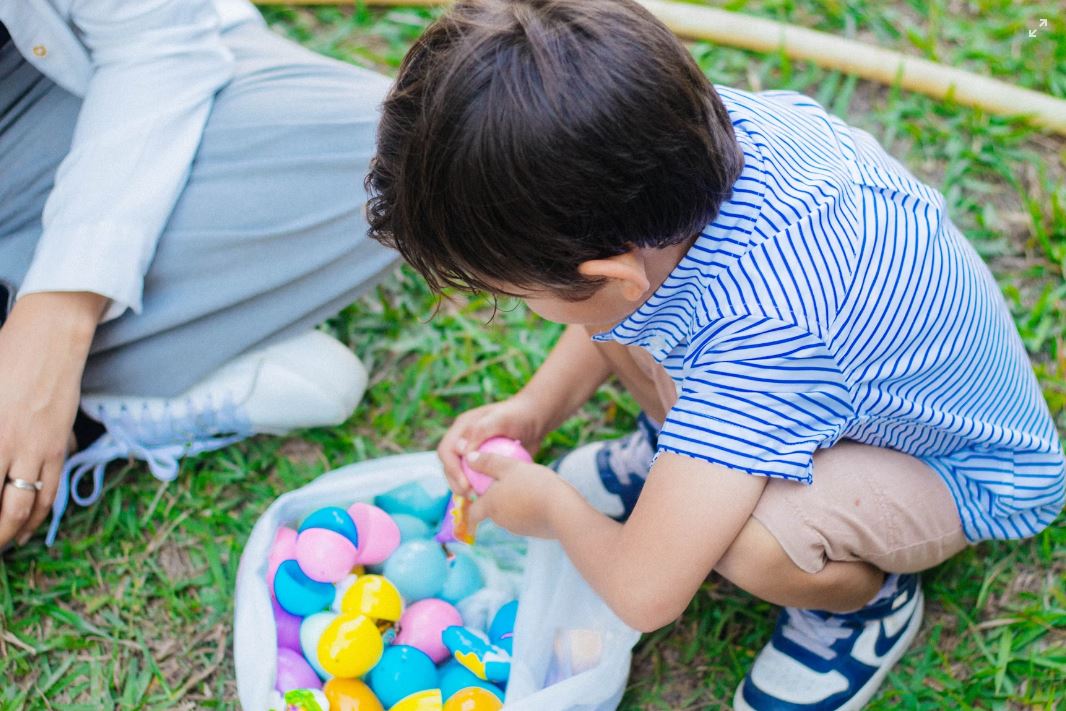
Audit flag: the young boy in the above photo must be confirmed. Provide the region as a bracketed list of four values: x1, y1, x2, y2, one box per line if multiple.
[366, 1, 1065, 708]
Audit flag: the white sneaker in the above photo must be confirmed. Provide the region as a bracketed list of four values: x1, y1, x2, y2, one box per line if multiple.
[47, 331, 368, 545]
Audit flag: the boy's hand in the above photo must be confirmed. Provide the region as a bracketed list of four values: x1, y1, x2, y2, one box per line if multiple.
[464, 451, 573, 538]
[437, 395, 547, 497]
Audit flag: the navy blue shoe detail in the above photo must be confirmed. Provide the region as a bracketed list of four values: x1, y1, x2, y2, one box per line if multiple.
[734, 574, 924, 711]
[594, 412, 658, 521]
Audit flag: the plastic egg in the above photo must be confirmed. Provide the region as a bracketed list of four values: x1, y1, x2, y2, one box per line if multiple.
[374, 482, 450, 525]
[341, 574, 403, 622]
[332, 573, 360, 612]
[317, 612, 384, 678]
[460, 437, 533, 495]
[390, 689, 443, 711]
[347, 503, 401, 565]
[299, 506, 360, 546]
[442, 626, 511, 683]
[275, 647, 322, 692]
[300, 611, 337, 680]
[383, 540, 447, 602]
[488, 600, 517, 654]
[296, 527, 359, 583]
[272, 596, 303, 652]
[323, 678, 385, 711]
[275, 559, 335, 617]
[394, 598, 463, 663]
[438, 660, 505, 703]
[392, 513, 432, 542]
[440, 551, 484, 604]
[366, 645, 438, 709]
[442, 687, 503, 711]
[268, 526, 299, 594]
[282, 688, 331, 710]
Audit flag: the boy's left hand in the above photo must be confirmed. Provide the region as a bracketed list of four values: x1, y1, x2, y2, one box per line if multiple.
[465, 451, 574, 539]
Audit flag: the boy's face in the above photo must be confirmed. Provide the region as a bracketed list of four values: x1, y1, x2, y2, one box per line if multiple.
[506, 282, 643, 334]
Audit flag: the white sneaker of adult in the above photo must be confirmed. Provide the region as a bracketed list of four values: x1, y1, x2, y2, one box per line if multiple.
[46, 331, 368, 545]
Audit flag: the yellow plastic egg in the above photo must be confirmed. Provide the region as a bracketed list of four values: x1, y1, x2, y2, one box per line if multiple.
[317, 612, 384, 678]
[342, 574, 404, 623]
[389, 689, 443, 711]
[323, 678, 385, 711]
[442, 687, 503, 711]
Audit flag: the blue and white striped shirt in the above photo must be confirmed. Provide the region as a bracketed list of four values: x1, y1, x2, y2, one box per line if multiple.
[595, 87, 1065, 542]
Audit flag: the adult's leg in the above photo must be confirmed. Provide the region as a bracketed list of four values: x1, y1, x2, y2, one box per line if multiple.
[82, 21, 398, 396]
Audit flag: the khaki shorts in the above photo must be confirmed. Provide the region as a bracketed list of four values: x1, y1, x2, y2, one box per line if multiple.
[600, 341, 969, 575]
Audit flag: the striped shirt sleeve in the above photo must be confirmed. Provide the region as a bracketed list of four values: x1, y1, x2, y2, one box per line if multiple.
[657, 314, 853, 483]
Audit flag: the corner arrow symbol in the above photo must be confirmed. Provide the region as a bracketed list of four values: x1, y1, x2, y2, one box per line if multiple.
[1039, 19, 1048, 27]
[1028, 28, 1038, 37]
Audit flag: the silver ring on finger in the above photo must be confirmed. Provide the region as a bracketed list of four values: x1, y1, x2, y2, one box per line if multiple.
[5, 478, 43, 492]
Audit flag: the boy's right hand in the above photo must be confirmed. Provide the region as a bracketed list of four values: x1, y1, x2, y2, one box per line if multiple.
[438, 394, 547, 497]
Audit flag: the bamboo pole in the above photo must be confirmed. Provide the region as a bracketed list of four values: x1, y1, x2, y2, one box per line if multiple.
[258, 0, 1066, 135]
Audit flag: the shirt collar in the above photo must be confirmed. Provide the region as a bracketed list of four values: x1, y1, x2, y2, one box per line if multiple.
[592, 118, 767, 360]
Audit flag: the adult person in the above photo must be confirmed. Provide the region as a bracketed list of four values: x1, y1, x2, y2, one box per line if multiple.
[0, 0, 398, 548]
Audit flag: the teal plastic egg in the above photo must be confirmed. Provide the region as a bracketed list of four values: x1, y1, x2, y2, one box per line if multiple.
[275, 559, 335, 617]
[374, 483, 450, 525]
[489, 600, 518, 653]
[392, 513, 432, 542]
[367, 644, 438, 709]
[438, 660, 505, 702]
[441, 550, 484, 604]
[383, 540, 447, 602]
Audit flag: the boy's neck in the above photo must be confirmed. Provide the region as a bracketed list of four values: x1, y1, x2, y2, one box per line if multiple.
[592, 231, 700, 334]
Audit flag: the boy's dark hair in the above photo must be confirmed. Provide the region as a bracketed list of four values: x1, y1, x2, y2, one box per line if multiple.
[366, 0, 743, 299]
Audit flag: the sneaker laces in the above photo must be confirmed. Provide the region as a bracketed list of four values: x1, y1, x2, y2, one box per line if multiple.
[601, 414, 659, 487]
[780, 607, 854, 661]
[46, 395, 252, 546]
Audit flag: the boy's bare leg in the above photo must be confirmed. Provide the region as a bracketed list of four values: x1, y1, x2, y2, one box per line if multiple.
[718, 442, 967, 611]
[716, 519, 884, 612]
[588, 340, 966, 612]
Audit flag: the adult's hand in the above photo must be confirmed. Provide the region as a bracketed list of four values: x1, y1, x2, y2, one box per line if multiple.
[0, 292, 106, 547]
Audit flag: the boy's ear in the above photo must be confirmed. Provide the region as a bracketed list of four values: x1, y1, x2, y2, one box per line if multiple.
[577, 248, 650, 302]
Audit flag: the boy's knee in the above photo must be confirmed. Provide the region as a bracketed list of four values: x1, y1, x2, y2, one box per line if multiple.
[715, 518, 802, 596]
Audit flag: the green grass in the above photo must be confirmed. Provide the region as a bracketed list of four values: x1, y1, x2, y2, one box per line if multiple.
[1, 1, 1063, 708]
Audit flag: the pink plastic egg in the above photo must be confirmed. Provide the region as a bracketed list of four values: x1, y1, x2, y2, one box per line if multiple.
[394, 598, 464, 663]
[268, 527, 299, 595]
[275, 647, 323, 692]
[347, 503, 402, 565]
[461, 437, 533, 495]
[296, 528, 359, 583]
[272, 596, 302, 652]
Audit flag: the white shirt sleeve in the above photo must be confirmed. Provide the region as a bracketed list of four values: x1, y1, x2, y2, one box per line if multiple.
[17, 0, 235, 322]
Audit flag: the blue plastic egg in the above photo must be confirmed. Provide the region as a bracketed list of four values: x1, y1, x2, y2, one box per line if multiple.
[441, 550, 484, 604]
[442, 626, 512, 683]
[438, 660, 505, 702]
[383, 540, 447, 602]
[367, 644, 438, 709]
[392, 513, 432, 542]
[298, 506, 360, 547]
[374, 482, 450, 525]
[274, 559, 335, 617]
[489, 600, 518, 653]
[300, 611, 337, 680]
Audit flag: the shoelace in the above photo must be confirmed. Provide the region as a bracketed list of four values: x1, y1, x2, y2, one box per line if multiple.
[604, 417, 658, 487]
[46, 396, 252, 546]
[780, 607, 854, 660]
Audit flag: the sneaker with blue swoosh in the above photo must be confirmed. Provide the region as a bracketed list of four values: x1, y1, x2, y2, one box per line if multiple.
[734, 573, 924, 711]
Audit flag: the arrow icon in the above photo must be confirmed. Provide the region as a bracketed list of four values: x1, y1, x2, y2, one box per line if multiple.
[1028, 28, 1037, 37]
[1039, 18, 1048, 27]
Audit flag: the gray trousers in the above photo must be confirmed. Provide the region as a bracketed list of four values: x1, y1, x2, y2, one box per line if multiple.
[0, 21, 398, 397]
